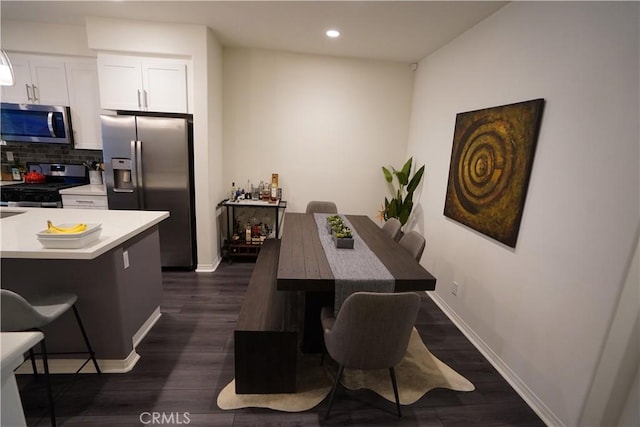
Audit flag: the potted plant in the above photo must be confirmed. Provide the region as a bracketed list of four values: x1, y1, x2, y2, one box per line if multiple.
[332, 225, 354, 249]
[326, 215, 344, 234]
[381, 157, 425, 227]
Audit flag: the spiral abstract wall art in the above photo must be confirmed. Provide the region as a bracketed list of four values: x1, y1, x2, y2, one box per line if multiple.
[444, 99, 545, 248]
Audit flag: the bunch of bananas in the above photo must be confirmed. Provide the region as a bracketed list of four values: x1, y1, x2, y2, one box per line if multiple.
[46, 220, 88, 234]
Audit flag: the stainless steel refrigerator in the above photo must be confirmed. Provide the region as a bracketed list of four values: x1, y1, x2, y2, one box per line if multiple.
[102, 114, 196, 269]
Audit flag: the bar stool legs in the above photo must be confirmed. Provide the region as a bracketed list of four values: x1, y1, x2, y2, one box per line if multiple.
[1, 290, 101, 427]
[28, 305, 101, 375]
[29, 305, 99, 427]
[28, 348, 38, 378]
[39, 338, 57, 427]
[71, 305, 101, 374]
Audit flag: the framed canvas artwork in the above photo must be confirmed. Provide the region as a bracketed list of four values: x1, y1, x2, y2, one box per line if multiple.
[444, 99, 545, 247]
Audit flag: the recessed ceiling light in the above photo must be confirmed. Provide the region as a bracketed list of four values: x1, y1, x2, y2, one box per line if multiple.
[326, 29, 340, 38]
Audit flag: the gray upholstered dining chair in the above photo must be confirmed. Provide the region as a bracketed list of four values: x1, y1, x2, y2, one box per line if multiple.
[381, 218, 402, 241]
[398, 230, 426, 262]
[320, 291, 421, 418]
[305, 200, 338, 214]
[1, 289, 101, 427]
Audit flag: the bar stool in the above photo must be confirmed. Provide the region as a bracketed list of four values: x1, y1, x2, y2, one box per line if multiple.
[0, 289, 101, 427]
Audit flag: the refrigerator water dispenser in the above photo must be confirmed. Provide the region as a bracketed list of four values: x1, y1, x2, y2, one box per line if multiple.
[112, 158, 134, 191]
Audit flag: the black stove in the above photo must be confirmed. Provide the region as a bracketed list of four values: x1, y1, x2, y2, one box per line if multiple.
[1, 163, 89, 208]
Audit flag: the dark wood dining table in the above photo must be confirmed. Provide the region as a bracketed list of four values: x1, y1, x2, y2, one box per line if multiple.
[276, 212, 437, 352]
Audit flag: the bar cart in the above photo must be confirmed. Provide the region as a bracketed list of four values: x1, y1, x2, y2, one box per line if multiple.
[218, 198, 287, 263]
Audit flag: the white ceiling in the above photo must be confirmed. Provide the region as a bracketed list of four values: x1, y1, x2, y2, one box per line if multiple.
[0, 1, 508, 63]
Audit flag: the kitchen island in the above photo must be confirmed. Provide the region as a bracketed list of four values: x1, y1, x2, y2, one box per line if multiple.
[0, 207, 169, 373]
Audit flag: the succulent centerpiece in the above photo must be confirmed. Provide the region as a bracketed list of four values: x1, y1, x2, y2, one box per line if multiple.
[325, 215, 354, 248]
[333, 226, 352, 239]
[326, 214, 344, 234]
[333, 225, 354, 250]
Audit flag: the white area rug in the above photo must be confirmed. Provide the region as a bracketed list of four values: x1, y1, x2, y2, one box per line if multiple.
[217, 354, 332, 412]
[341, 328, 475, 405]
[217, 328, 475, 411]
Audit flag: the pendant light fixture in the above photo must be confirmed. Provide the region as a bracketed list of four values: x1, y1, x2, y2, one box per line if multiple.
[0, 49, 15, 86]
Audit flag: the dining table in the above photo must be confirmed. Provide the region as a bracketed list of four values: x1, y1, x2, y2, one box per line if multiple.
[276, 212, 437, 352]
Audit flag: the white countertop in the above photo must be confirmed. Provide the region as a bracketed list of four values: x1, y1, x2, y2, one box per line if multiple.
[0, 207, 169, 260]
[59, 184, 107, 196]
[1, 332, 44, 373]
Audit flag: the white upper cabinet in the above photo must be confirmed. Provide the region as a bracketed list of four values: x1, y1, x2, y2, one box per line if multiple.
[143, 61, 188, 113]
[66, 60, 102, 150]
[96, 56, 141, 111]
[1, 53, 70, 106]
[97, 54, 188, 113]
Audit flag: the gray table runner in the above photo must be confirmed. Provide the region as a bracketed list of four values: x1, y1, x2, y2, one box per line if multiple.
[313, 214, 394, 314]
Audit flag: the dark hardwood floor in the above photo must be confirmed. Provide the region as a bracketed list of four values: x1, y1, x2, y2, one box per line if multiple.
[19, 261, 545, 427]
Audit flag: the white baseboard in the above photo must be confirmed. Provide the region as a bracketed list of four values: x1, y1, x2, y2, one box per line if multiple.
[427, 291, 563, 427]
[132, 307, 162, 348]
[15, 350, 140, 374]
[196, 258, 219, 272]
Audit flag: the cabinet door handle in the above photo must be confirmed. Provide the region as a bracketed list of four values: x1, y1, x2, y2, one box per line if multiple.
[32, 85, 39, 102]
[76, 200, 95, 204]
[25, 84, 33, 101]
[137, 89, 142, 108]
[143, 90, 148, 110]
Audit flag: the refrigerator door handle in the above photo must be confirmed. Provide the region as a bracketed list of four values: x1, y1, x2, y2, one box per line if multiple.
[134, 139, 145, 209]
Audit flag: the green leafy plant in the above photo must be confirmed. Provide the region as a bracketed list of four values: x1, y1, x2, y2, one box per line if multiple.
[327, 215, 343, 226]
[334, 226, 352, 239]
[382, 157, 425, 226]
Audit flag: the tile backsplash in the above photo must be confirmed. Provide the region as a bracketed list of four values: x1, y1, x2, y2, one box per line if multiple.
[1, 141, 102, 167]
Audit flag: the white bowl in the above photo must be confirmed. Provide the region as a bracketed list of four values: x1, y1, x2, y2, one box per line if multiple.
[37, 223, 102, 249]
[37, 223, 101, 239]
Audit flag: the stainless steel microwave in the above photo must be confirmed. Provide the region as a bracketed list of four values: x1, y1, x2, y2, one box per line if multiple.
[0, 102, 73, 144]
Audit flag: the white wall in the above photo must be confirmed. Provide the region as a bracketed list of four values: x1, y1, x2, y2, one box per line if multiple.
[580, 232, 639, 426]
[406, 2, 639, 426]
[223, 48, 415, 217]
[203, 28, 225, 270]
[1, 21, 94, 57]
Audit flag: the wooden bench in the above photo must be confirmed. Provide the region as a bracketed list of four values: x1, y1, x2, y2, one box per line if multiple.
[234, 238, 298, 393]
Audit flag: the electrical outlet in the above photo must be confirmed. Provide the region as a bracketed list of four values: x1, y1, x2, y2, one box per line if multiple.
[123, 251, 130, 269]
[451, 281, 460, 296]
